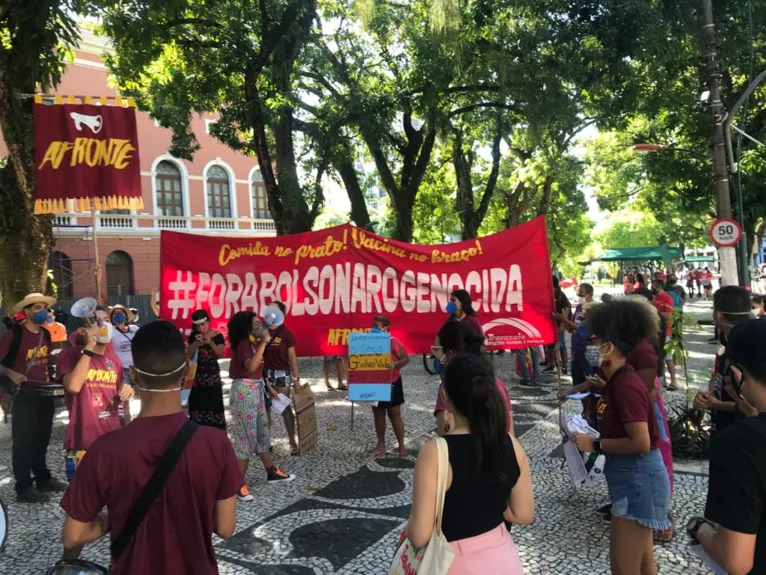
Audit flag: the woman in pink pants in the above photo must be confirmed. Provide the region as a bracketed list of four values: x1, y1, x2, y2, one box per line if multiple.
[407, 353, 534, 573]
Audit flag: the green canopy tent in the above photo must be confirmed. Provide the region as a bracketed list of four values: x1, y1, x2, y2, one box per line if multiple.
[591, 246, 683, 284]
[682, 255, 716, 263]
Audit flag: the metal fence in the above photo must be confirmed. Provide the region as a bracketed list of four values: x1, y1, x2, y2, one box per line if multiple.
[0, 294, 157, 336]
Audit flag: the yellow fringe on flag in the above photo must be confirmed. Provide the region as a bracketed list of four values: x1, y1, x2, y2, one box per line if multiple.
[33, 196, 144, 215]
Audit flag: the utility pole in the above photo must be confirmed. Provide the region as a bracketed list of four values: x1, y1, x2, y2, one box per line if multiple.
[700, 0, 738, 286]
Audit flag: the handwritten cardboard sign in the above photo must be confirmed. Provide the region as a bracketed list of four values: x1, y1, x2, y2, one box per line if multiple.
[348, 333, 392, 402]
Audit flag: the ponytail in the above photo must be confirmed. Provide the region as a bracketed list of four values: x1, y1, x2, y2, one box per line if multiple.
[444, 353, 508, 480]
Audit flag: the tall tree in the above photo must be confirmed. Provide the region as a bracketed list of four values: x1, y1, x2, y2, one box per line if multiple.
[95, 0, 322, 235]
[0, 1, 81, 307]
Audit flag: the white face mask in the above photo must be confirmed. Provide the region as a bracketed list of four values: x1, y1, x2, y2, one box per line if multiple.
[578, 296, 587, 305]
[96, 321, 113, 344]
[131, 362, 186, 392]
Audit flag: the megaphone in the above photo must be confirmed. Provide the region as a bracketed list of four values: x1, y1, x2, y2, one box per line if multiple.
[70, 297, 98, 319]
[262, 305, 285, 328]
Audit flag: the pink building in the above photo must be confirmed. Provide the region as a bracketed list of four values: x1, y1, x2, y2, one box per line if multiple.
[33, 29, 275, 299]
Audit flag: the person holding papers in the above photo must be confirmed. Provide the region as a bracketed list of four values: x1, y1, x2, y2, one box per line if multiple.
[687, 319, 766, 575]
[369, 316, 410, 460]
[571, 298, 670, 575]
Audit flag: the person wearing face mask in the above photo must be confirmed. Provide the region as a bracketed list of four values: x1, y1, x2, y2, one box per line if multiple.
[186, 310, 227, 430]
[369, 316, 410, 459]
[433, 322, 513, 437]
[687, 319, 766, 575]
[546, 276, 571, 374]
[554, 283, 595, 389]
[572, 299, 671, 575]
[262, 302, 301, 454]
[695, 286, 758, 434]
[110, 305, 139, 424]
[751, 294, 765, 319]
[227, 311, 294, 501]
[0, 292, 68, 502]
[59, 321, 242, 574]
[444, 289, 483, 336]
[56, 319, 133, 560]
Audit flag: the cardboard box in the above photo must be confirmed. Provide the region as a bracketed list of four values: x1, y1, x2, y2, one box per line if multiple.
[299, 430, 318, 454]
[293, 383, 318, 454]
[297, 405, 317, 440]
[293, 383, 315, 414]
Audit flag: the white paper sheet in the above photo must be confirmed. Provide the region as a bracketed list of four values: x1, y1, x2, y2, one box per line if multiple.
[566, 392, 591, 400]
[271, 393, 293, 415]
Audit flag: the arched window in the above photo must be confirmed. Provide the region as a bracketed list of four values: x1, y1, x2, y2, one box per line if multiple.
[106, 251, 134, 297]
[155, 160, 184, 216]
[206, 165, 232, 218]
[48, 251, 73, 299]
[251, 169, 270, 220]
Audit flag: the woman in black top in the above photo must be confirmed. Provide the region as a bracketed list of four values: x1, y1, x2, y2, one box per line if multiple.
[408, 354, 534, 573]
[186, 310, 227, 428]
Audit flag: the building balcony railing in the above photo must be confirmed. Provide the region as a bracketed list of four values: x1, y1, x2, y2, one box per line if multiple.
[53, 213, 276, 234]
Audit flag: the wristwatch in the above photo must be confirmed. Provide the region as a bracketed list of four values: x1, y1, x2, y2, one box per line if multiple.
[82, 348, 96, 358]
[593, 439, 601, 452]
[686, 516, 709, 543]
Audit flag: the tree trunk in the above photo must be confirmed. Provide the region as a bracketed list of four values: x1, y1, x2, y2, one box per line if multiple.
[0, 71, 53, 308]
[453, 130, 477, 239]
[333, 141, 373, 231]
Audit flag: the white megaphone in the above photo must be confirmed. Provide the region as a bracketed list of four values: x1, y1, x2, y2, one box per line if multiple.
[70, 297, 98, 319]
[262, 305, 285, 328]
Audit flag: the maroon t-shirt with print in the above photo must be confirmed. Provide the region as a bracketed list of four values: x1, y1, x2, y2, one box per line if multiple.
[229, 338, 264, 380]
[596, 365, 659, 449]
[57, 346, 123, 450]
[263, 326, 296, 371]
[0, 325, 50, 385]
[60, 412, 242, 575]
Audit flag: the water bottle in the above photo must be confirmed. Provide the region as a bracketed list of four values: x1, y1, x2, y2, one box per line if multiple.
[65, 455, 77, 482]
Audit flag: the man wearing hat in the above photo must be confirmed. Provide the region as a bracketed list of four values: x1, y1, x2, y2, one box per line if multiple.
[0, 292, 67, 502]
[687, 319, 766, 575]
[262, 302, 301, 455]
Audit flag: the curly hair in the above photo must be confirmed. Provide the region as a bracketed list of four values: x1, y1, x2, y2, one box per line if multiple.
[585, 296, 659, 352]
[227, 311, 256, 350]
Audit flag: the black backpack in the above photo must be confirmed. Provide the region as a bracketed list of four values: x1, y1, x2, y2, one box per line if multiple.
[0, 323, 52, 392]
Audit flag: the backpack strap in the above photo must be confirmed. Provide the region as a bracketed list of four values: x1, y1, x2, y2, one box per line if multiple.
[110, 420, 199, 563]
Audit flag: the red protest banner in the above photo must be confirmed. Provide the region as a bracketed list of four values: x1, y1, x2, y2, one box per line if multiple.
[160, 217, 557, 356]
[34, 100, 143, 214]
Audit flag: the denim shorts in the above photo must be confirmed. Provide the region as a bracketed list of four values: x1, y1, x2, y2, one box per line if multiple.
[604, 450, 671, 530]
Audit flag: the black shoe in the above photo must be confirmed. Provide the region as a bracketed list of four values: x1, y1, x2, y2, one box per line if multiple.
[707, 338, 718, 344]
[601, 510, 612, 523]
[562, 367, 568, 375]
[519, 379, 532, 386]
[17, 487, 49, 503]
[596, 503, 612, 516]
[36, 477, 68, 492]
[543, 366, 555, 373]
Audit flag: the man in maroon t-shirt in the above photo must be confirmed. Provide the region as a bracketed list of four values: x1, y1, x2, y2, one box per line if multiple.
[652, 280, 677, 390]
[0, 292, 68, 502]
[60, 321, 241, 574]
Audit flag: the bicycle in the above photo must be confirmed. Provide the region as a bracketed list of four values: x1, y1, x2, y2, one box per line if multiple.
[422, 353, 439, 375]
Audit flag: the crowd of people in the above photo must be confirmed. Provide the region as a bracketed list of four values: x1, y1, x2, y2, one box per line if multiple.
[1, 268, 766, 574]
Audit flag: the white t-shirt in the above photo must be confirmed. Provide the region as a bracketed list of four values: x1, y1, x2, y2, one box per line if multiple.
[112, 325, 138, 369]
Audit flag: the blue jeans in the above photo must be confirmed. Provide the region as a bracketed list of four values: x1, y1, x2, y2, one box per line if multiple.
[604, 450, 671, 530]
[515, 347, 540, 380]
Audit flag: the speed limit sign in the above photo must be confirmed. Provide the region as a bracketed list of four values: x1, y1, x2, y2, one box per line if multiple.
[709, 219, 743, 247]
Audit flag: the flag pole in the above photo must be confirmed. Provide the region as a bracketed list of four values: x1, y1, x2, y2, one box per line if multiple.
[92, 205, 102, 303]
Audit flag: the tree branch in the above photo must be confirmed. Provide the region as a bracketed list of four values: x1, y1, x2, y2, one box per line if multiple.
[449, 102, 518, 119]
[477, 117, 504, 224]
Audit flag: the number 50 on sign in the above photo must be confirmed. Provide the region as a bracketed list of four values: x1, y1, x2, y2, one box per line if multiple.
[709, 219, 743, 248]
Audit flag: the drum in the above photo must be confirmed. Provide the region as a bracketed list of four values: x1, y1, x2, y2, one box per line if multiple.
[36, 384, 65, 397]
[45, 559, 108, 575]
[0, 496, 8, 553]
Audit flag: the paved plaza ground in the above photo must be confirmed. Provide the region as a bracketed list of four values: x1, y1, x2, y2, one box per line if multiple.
[0, 294, 719, 574]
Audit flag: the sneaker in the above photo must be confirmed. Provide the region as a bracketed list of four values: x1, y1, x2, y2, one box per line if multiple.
[36, 477, 68, 492]
[267, 466, 295, 483]
[601, 510, 612, 523]
[543, 365, 555, 373]
[596, 503, 612, 516]
[17, 487, 49, 503]
[237, 484, 254, 501]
